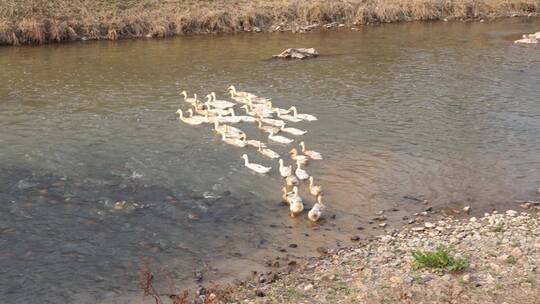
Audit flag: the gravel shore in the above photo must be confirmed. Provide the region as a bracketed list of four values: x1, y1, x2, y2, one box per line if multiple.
[225, 209, 540, 304]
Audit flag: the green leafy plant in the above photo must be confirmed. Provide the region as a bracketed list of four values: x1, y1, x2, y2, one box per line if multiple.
[411, 247, 469, 273]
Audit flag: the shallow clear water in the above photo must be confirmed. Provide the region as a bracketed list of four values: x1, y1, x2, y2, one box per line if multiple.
[1, 18, 540, 303]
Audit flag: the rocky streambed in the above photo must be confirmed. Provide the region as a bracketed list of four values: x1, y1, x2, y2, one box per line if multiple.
[225, 209, 540, 304]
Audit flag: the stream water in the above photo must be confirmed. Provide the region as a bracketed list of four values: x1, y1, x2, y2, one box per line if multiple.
[1, 18, 540, 303]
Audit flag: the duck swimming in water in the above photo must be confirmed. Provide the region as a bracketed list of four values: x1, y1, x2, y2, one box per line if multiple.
[241, 154, 271, 174]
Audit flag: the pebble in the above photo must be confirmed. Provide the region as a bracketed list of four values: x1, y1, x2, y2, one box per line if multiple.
[424, 222, 435, 228]
[316, 247, 329, 255]
[470, 217, 477, 222]
[511, 247, 522, 258]
[350, 235, 361, 242]
[462, 274, 471, 283]
[411, 227, 425, 232]
[288, 243, 298, 248]
[520, 203, 530, 209]
[378, 222, 387, 228]
[463, 206, 471, 213]
[255, 290, 265, 297]
[536, 187, 540, 195]
[303, 283, 314, 291]
[506, 210, 518, 217]
[194, 271, 203, 282]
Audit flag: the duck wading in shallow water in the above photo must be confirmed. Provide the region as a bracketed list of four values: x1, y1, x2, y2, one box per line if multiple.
[175, 86, 328, 220]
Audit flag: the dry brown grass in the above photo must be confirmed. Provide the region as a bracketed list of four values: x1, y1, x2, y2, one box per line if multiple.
[1, 0, 539, 45]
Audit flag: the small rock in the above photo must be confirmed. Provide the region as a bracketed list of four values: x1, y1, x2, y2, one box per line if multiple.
[463, 206, 471, 213]
[520, 203, 530, 209]
[350, 235, 361, 241]
[389, 276, 403, 286]
[303, 283, 314, 291]
[536, 187, 540, 195]
[470, 217, 477, 222]
[255, 290, 265, 297]
[462, 274, 471, 283]
[511, 247, 522, 258]
[316, 247, 329, 255]
[424, 222, 435, 228]
[506, 210, 518, 217]
[411, 227, 425, 232]
[288, 243, 298, 248]
[194, 271, 203, 282]
[378, 222, 387, 228]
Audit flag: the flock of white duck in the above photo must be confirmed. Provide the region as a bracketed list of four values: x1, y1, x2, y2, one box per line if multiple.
[177, 86, 326, 222]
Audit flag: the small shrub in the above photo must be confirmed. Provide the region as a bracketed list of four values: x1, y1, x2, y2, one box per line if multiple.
[492, 223, 504, 232]
[412, 247, 469, 273]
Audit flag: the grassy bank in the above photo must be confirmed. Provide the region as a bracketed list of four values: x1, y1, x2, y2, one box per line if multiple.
[1, 0, 540, 46]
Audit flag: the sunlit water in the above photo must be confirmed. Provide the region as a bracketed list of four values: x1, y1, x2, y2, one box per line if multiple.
[1, 18, 540, 303]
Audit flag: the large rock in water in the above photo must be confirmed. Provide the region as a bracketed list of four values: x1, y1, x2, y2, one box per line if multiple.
[272, 48, 319, 59]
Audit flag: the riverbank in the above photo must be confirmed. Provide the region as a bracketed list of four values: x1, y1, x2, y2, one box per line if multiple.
[2, 0, 540, 46]
[223, 209, 540, 303]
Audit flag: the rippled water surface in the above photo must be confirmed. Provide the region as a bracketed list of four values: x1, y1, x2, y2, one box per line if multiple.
[1, 18, 540, 303]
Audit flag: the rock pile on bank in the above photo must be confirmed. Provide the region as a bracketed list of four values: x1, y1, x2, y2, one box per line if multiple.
[515, 30, 540, 44]
[228, 210, 540, 303]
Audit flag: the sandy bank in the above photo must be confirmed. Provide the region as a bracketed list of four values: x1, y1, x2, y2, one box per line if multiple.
[2, 0, 540, 46]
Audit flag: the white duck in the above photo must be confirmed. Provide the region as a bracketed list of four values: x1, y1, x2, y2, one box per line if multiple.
[269, 130, 294, 144]
[308, 195, 325, 222]
[277, 110, 302, 123]
[295, 160, 309, 180]
[247, 95, 271, 104]
[241, 154, 271, 174]
[308, 176, 322, 196]
[258, 143, 280, 159]
[300, 141, 323, 160]
[204, 101, 231, 116]
[289, 187, 304, 217]
[286, 167, 300, 186]
[279, 123, 307, 136]
[222, 133, 246, 147]
[278, 159, 291, 177]
[261, 118, 285, 127]
[176, 109, 204, 125]
[228, 85, 256, 98]
[214, 121, 244, 138]
[230, 108, 257, 123]
[229, 91, 250, 103]
[288, 148, 309, 165]
[246, 103, 274, 118]
[186, 109, 210, 124]
[269, 102, 290, 115]
[204, 94, 234, 110]
[290, 106, 318, 121]
[216, 113, 242, 124]
[257, 119, 280, 134]
[245, 138, 264, 148]
[282, 187, 294, 205]
[180, 91, 198, 105]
